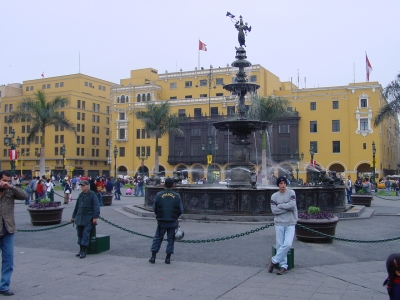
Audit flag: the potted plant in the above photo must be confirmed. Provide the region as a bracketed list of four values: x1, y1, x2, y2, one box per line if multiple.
[27, 198, 64, 226]
[350, 189, 373, 207]
[295, 206, 339, 243]
[101, 190, 113, 206]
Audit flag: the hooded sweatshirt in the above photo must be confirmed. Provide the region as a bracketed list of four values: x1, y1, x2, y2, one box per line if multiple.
[270, 189, 298, 226]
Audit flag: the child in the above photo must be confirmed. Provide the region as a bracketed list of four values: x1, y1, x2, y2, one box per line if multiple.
[126, 188, 132, 195]
[383, 253, 400, 299]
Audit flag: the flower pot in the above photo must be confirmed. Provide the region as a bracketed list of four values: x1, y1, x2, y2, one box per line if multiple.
[351, 194, 373, 207]
[295, 216, 339, 243]
[27, 205, 64, 226]
[102, 195, 113, 206]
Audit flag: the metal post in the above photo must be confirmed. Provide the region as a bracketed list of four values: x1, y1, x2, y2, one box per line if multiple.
[372, 141, 376, 189]
[114, 145, 118, 179]
[61, 144, 66, 180]
[310, 146, 315, 184]
[4, 130, 20, 176]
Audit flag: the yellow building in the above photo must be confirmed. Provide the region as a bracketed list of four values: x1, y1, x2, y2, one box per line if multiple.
[0, 74, 115, 178]
[112, 65, 399, 182]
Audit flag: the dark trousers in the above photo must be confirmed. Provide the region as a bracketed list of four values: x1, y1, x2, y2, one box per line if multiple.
[76, 222, 93, 247]
[150, 226, 176, 254]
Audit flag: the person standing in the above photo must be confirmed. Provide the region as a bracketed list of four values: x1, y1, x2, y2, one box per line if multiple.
[344, 175, 352, 204]
[135, 177, 144, 197]
[354, 177, 363, 194]
[70, 180, 100, 259]
[0, 170, 28, 296]
[114, 179, 122, 200]
[149, 178, 183, 264]
[63, 179, 72, 204]
[45, 178, 54, 202]
[268, 176, 298, 275]
[385, 178, 391, 196]
[29, 177, 37, 201]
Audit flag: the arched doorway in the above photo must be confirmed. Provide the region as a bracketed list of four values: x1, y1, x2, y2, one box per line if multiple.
[306, 163, 322, 184]
[117, 166, 127, 176]
[158, 165, 166, 177]
[191, 165, 204, 183]
[329, 163, 345, 173]
[207, 164, 221, 184]
[176, 165, 188, 179]
[137, 165, 149, 177]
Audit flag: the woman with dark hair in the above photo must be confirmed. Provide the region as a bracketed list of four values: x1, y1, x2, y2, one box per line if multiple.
[384, 253, 400, 299]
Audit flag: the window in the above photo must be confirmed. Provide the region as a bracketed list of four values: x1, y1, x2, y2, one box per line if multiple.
[333, 101, 339, 109]
[42, 84, 46, 89]
[81, 136, 85, 144]
[216, 78, 224, 85]
[119, 112, 125, 120]
[278, 140, 290, 154]
[136, 147, 140, 157]
[60, 135, 64, 143]
[119, 128, 125, 139]
[146, 146, 150, 156]
[92, 137, 95, 145]
[147, 93, 150, 101]
[46, 84, 50, 89]
[81, 124, 85, 132]
[77, 100, 81, 108]
[211, 107, 218, 116]
[106, 117, 109, 124]
[60, 82, 64, 87]
[170, 96, 177, 100]
[136, 129, 140, 139]
[77, 124, 80, 132]
[92, 126, 95, 134]
[310, 121, 317, 133]
[82, 113, 85, 120]
[84, 82, 88, 87]
[97, 104, 100, 112]
[82, 101, 85, 109]
[140, 129, 144, 139]
[249, 75, 257, 82]
[120, 95, 125, 103]
[76, 148, 80, 156]
[55, 83, 59, 88]
[81, 148, 84, 156]
[185, 81, 192, 88]
[105, 128, 109, 136]
[194, 108, 202, 118]
[77, 112, 80, 120]
[119, 147, 125, 157]
[55, 147, 59, 155]
[96, 149, 99, 157]
[332, 120, 340, 132]
[77, 136, 80, 144]
[30, 86, 33, 91]
[360, 118, 368, 130]
[96, 116, 100, 123]
[96, 126, 99, 134]
[310, 141, 318, 153]
[310, 102, 316, 110]
[199, 80, 207, 87]
[92, 115, 95, 122]
[25, 86, 29, 91]
[279, 125, 290, 133]
[216, 93, 223, 96]
[21, 137, 25, 145]
[178, 109, 186, 117]
[333, 141, 340, 153]
[363, 143, 366, 149]
[137, 94, 141, 102]
[185, 95, 192, 99]
[21, 126, 25, 133]
[4, 105, 8, 112]
[170, 82, 177, 89]
[227, 106, 235, 115]
[92, 103, 96, 111]
[9, 104, 12, 112]
[27, 125, 30, 132]
[200, 94, 207, 98]
[191, 128, 201, 136]
[360, 98, 368, 108]
[106, 106, 110, 114]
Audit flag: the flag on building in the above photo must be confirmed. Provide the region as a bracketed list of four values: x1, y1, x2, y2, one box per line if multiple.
[199, 40, 207, 51]
[41, 72, 44, 78]
[366, 54, 373, 82]
[9, 150, 18, 160]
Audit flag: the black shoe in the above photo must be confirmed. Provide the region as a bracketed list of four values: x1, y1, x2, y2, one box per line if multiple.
[165, 254, 171, 264]
[76, 246, 82, 257]
[268, 258, 276, 273]
[149, 251, 156, 264]
[277, 267, 287, 275]
[0, 290, 14, 296]
[80, 246, 87, 259]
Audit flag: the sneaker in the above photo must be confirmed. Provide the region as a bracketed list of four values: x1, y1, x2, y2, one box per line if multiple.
[277, 267, 287, 275]
[0, 290, 14, 296]
[268, 258, 275, 273]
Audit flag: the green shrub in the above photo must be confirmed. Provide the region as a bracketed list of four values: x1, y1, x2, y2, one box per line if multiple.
[307, 206, 320, 214]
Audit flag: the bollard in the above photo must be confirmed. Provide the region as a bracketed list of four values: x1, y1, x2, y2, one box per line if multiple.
[272, 245, 294, 270]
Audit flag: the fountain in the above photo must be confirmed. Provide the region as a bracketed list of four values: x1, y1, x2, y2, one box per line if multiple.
[143, 13, 345, 218]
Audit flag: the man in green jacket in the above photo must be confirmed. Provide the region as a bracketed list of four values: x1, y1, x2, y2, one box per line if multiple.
[71, 180, 100, 259]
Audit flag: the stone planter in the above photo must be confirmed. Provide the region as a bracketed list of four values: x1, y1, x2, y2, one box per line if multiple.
[295, 216, 339, 243]
[351, 194, 373, 207]
[27, 205, 64, 226]
[102, 195, 113, 206]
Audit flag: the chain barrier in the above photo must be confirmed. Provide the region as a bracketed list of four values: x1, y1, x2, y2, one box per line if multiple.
[99, 216, 274, 243]
[18, 222, 72, 232]
[296, 224, 400, 243]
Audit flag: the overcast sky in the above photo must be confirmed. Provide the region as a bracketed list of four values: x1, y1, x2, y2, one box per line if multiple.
[1, 0, 399, 90]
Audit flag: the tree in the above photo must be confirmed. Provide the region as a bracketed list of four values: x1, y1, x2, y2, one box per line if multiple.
[134, 101, 184, 174]
[248, 95, 295, 184]
[374, 73, 400, 126]
[10, 90, 76, 176]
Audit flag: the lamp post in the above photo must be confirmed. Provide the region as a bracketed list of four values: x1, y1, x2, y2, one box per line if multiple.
[61, 144, 66, 180]
[137, 150, 149, 177]
[372, 141, 376, 189]
[309, 146, 315, 184]
[113, 145, 118, 179]
[4, 129, 21, 176]
[196, 65, 218, 183]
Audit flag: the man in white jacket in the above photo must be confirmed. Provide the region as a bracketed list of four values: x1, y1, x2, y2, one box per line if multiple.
[268, 176, 298, 275]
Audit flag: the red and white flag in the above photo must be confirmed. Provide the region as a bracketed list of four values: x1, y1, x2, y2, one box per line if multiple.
[41, 72, 44, 78]
[366, 54, 373, 82]
[9, 150, 18, 160]
[199, 40, 207, 51]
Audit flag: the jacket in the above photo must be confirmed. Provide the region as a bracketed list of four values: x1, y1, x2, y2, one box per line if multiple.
[270, 189, 298, 226]
[72, 190, 100, 226]
[153, 190, 182, 221]
[0, 187, 27, 234]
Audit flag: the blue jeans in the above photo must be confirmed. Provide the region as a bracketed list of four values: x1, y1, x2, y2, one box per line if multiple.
[76, 222, 93, 247]
[272, 225, 295, 270]
[97, 192, 103, 206]
[0, 226, 14, 291]
[386, 187, 390, 196]
[346, 189, 352, 203]
[136, 186, 144, 196]
[150, 225, 176, 254]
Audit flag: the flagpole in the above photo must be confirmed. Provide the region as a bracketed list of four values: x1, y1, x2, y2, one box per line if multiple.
[198, 39, 200, 70]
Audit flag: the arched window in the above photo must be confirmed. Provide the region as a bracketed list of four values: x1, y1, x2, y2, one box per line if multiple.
[126, 96, 129, 102]
[117, 96, 120, 103]
[137, 94, 141, 102]
[142, 94, 146, 102]
[120, 95, 125, 103]
[147, 93, 151, 101]
[119, 128, 125, 139]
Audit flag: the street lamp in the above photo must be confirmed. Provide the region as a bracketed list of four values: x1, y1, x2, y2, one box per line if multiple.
[196, 65, 218, 183]
[137, 150, 149, 177]
[372, 141, 376, 188]
[113, 145, 118, 179]
[61, 144, 66, 180]
[309, 146, 315, 184]
[4, 129, 21, 176]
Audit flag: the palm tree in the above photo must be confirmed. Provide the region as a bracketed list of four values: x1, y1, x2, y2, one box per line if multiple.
[10, 90, 76, 176]
[134, 101, 184, 174]
[374, 73, 400, 126]
[248, 94, 295, 184]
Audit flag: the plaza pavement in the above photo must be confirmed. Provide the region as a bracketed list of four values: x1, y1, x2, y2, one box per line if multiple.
[9, 188, 399, 299]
